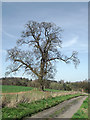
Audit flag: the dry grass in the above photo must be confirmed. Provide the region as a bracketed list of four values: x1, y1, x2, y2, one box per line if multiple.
[1, 89, 82, 108]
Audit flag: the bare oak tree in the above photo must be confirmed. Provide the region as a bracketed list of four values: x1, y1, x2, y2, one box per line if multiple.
[6, 21, 80, 91]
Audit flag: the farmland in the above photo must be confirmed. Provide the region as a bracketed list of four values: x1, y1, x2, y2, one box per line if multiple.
[1, 85, 34, 93]
[1, 85, 66, 93]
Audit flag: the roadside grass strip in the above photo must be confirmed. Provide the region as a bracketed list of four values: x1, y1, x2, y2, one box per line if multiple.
[72, 97, 88, 119]
[2, 93, 85, 119]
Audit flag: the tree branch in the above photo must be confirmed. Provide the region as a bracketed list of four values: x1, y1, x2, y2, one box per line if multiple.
[11, 64, 23, 72]
[47, 53, 77, 63]
[28, 26, 43, 55]
[14, 59, 39, 76]
[47, 57, 67, 62]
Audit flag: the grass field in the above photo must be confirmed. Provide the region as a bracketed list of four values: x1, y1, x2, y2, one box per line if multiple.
[44, 88, 62, 92]
[1, 85, 73, 93]
[72, 97, 88, 119]
[1, 85, 34, 93]
[1, 85, 62, 93]
[2, 93, 84, 119]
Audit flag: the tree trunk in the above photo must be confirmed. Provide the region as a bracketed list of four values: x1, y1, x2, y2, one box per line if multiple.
[38, 77, 44, 91]
[41, 85, 44, 91]
[39, 57, 45, 91]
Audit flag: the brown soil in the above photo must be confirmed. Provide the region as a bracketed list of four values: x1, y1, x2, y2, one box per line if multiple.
[1, 91, 32, 95]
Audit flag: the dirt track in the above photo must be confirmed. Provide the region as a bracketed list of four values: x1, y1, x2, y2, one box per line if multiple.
[24, 96, 87, 119]
[1, 91, 32, 95]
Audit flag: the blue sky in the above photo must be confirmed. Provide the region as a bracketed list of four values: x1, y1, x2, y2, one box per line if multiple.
[2, 2, 88, 82]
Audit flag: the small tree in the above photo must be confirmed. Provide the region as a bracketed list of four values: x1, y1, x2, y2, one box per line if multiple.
[6, 20, 80, 91]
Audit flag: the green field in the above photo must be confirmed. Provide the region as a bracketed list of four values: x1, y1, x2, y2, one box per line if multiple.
[2, 93, 84, 119]
[1, 85, 34, 93]
[1, 85, 63, 93]
[72, 97, 88, 119]
[44, 88, 61, 92]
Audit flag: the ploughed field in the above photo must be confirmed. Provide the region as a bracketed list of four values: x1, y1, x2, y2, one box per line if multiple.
[1, 85, 87, 119]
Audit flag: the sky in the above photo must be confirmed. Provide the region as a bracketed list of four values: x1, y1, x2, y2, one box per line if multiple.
[1, 2, 88, 82]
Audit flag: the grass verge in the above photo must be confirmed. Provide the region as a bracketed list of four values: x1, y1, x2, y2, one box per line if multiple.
[72, 97, 88, 119]
[2, 93, 85, 120]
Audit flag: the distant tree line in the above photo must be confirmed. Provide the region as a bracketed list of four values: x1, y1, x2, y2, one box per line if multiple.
[0, 77, 89, 93]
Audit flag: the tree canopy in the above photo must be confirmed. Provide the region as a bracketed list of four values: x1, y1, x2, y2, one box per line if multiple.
[6, 21, 80, 90]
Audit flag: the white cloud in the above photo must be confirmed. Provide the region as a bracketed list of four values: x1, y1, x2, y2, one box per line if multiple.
[62, 36, 78, 48]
